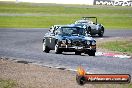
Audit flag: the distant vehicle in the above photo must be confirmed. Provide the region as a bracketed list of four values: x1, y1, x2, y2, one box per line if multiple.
[74, 17, 105, 37]
[42, 25, 96, 56]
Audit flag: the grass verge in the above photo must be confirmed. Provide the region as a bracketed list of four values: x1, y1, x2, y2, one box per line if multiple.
[0, 2, 132, 29]
[0, 16, 132, 28]
[98, 40, 132, 55]
[0, 16, 78, 28]
[0, 79, 16, 88]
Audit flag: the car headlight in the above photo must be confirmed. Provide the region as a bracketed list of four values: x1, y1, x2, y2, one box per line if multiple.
[92, 41, 96, 45]
[61, 40, 66, 44]
[87, 41, 90, 45]
[67, 39, 71, 44]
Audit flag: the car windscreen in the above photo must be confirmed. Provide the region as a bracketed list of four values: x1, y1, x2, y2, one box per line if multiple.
[75, 20, 93, 24]
[76, 21, 87, 24]
[61, 27, 85, 36]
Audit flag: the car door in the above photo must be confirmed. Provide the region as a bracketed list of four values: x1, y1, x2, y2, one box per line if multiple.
[89, 23, 97, 34]
[50, 28, 62, 49]
[48, 33, 56, 49]
[43, 32, 52, 49]
[44, 27, 56, 50]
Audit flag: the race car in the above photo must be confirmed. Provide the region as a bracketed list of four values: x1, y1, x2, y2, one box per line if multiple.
[42, 25, 96, 56]
[74, 17, 105, 37]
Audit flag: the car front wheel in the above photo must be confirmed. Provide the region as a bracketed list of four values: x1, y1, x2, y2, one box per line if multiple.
[75, 51, 81, 55]
[43, 40, 50, 53]
[87, 50, 95, 56]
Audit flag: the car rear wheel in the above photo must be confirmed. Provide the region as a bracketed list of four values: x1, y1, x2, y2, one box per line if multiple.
[98, 27, 104, 37]
[55, 44, 62, 54]
[43, 40, 50, 53]
[75, 51, 81, 55]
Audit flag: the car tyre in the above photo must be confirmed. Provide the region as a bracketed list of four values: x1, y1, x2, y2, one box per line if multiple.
[98, 27, 104, 37]
[55, 44, 62, 54]
[75, 51, 81, 55]
[43, 39, 50, 53]
[87, 50, 95, 56]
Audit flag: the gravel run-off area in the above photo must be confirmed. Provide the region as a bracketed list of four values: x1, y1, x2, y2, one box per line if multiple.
[0, 57, 131, 88]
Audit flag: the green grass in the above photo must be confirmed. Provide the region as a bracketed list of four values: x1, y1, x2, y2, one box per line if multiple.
[0, 16, 131, 28]
[0, 16, 79, 28]
[0, 79, 16, 88]
[0, 2, 132, 28]
[99, 40, 132, 54]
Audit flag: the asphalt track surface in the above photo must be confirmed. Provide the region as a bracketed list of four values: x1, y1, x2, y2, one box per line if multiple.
[0, 28, 132, 75]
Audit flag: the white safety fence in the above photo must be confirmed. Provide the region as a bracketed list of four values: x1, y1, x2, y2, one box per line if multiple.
[94, 0, 132, 6]
[0, 0, 132, 6]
